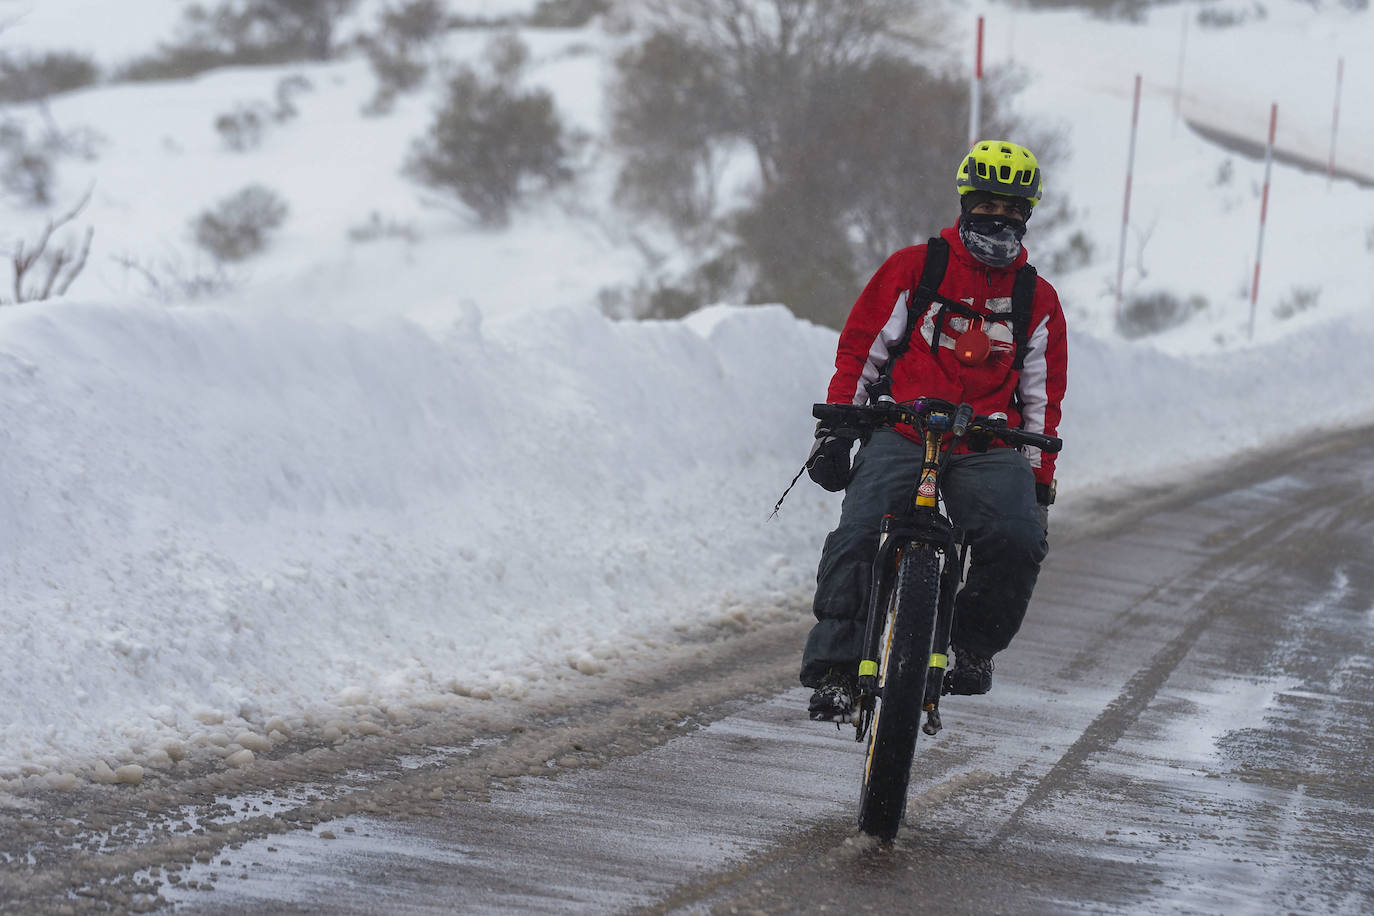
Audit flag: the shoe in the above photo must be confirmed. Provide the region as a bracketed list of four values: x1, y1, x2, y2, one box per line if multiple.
[943, 646, 994, 696]
[808, 667, 857, 722]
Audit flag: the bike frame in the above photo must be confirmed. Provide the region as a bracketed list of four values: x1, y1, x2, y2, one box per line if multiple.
[853, 412, 965, 742]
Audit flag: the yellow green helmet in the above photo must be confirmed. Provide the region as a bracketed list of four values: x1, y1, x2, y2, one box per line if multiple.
[956, 140, 1042, 207]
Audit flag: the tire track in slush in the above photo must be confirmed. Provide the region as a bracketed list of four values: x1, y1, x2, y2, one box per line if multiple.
[989, 482, 1352, 850]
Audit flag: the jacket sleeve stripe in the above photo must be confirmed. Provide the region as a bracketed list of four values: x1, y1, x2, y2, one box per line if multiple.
[1017, 317, 1052, 469]
[849, 290, 911, 403]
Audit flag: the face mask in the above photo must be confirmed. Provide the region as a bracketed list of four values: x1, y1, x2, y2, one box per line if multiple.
[959, 212, 1026, 268]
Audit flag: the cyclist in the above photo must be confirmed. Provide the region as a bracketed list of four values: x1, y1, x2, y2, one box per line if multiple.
[802, 140, 1068, 722]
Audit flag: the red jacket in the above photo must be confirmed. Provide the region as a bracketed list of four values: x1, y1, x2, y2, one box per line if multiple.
[826, 224, 1067, 485]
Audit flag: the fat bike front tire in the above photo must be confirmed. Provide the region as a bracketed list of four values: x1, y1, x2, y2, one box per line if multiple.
[857, 543, 941, 841]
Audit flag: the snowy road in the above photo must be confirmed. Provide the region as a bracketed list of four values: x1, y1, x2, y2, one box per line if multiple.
[4, 426, 1374, 914]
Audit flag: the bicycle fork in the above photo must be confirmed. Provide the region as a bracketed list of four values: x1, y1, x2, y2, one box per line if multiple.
[852, 514, 961, 743]
[922, 546, 966, 736]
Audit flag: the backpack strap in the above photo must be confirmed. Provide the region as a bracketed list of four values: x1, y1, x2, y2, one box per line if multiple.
[894, 237, 948, 363]
[865, 238, 948, 402]
[1009, 263, 1038, 370]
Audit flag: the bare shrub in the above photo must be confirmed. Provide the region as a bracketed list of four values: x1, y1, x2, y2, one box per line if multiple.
[112, 252, 235, 302]
[215, 103, 270, 151]
[361, 44, 426, 115]
[1197, 3, 1269, 28]
[1273, 285, 1320, 321]
[214, 76, 310, 149]
[0, 51, 99, 103]
[609, 31, 735, 236]
[359, 0, 449, 115]
[526, 0, 610, 27]
[4, 191, 94, 304]
[346, 211, 418, 243]
[1117, 290, 1207, 339]
[1047, 230, 1095, 275]
[0, 123, 55, 207]
[0, 117, 105, 208]
[191, 185, 289, 262]
[484, 32, 529, 83]
[1014, 0, 1169, 18]
[405, 37, 575, 226]
[273, 74, 313, 120]
[120, 0, 361, 81]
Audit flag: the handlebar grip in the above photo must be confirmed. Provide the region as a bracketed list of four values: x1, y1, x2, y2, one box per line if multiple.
[1013, 431, 1062, 453]
[813, 403, 853, 424]
[952, 403, 974, 437]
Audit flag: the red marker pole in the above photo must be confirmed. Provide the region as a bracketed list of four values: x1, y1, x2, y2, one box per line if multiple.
[1328, 57, 1344, 188]
[1115, 74, 1142, 325]
[968, 16, 984, 148]
[1249, 103, 1278, 339]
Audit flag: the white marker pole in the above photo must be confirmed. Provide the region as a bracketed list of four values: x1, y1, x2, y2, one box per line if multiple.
[968, 16, 984, 148]
[1249, 103, 1278, 339]
[1115, 74, 1142, 325]
[1328, 57, 1344, 188]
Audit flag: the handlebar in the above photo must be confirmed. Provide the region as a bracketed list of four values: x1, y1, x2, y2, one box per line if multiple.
[813, 398, 1062, 454]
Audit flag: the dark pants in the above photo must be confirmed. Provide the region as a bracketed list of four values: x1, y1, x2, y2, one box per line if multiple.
[800, 429, 1048, 687]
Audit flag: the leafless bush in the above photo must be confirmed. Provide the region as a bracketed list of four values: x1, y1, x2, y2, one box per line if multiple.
[404, 36, 575, 226]
[273, 74, 313, 119]
[346, 211, 419, 244]
[1117, 290, 1207, 339]
[120, 0, 360, 81]
[1013, 0, 1167, 18]
[0, 51, 99, 103]
[1197, 3, 1269, 28]
[1273, 285, 1320, 321]
[215, 76, 312, 149]
[111, 251, 236, 302]
[0, 115, 105, 208]
[0, 124, 55, 206]
[526, 0, 610, 27]
[4, 191, 94, 304]
[359, 0, 450, 115]
[215, 103, 270, 151]
[191, 185, 289, 262]
[1047, 230, 1095, 275]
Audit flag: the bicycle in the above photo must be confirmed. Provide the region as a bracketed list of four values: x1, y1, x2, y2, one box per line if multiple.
[810, 396, 1062, 841]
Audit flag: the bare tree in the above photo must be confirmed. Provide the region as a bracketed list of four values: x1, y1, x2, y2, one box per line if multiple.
[6, 190, 94, 304]
[609, 0, 1062, 325]
[636, 0, 905, 190]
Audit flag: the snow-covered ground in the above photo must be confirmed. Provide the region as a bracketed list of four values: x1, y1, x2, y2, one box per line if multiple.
[0, 0, 1371, 787]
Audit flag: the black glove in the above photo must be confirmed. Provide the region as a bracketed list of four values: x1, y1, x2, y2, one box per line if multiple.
[1035, 480, 1055, 535]
[806, 428, 854, 492]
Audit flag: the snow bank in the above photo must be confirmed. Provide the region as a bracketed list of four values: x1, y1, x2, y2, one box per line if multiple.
[0, 300, 838, 779]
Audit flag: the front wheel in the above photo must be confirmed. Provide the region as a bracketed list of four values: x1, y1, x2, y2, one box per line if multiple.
[857, 543, 942, 840]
